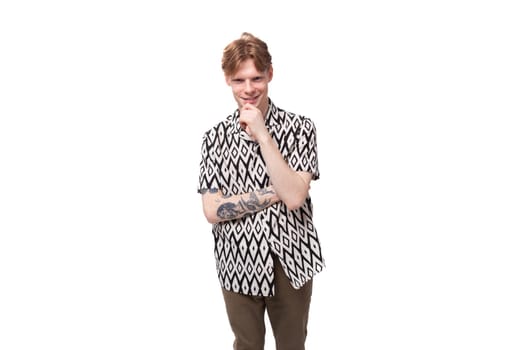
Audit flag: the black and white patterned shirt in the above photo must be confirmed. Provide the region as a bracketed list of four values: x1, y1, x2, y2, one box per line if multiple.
[198, 99, 325, 297]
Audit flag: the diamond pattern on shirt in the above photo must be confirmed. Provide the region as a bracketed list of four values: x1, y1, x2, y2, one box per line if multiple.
[199, 99, 325, 296]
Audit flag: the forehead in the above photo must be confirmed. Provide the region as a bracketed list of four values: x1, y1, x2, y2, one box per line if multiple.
[230, 59, 265, 78]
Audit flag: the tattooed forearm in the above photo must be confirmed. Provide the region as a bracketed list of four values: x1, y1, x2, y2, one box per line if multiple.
[216, 188, 276, 220]
[216, 202, 241, 220]
[238, 192, 271, 212]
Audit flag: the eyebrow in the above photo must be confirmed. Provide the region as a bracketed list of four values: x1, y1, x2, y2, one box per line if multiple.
[232, 75, 264, 81]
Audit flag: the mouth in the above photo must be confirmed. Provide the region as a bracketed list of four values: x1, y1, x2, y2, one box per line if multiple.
[242, 96, 259, 105]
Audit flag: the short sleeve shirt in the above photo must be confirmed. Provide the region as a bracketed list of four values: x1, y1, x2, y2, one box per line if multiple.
[198, 99, 325, 297]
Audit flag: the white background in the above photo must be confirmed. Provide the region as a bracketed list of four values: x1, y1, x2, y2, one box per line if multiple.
[1, 1, 524, 349]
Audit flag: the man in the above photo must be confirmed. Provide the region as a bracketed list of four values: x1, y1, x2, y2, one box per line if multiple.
[198, 32, 325, 350]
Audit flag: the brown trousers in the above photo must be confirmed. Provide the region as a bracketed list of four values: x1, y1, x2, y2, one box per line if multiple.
[221, 256, 313, 350]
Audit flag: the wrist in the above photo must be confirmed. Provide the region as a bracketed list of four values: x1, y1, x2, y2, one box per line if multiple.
[257, 134, 273, 146]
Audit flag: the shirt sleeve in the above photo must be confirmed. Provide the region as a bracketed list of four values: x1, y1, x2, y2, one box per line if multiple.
[288, 117, 320, 180]
[197, 130, 221, 193]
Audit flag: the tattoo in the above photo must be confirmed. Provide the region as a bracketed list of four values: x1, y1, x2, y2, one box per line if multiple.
[217, 189, 274, 220]
[257, 188, 273, 195]
[217, 203, 241, 220]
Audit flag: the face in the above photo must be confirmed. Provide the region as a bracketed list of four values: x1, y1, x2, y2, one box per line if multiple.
[225, 59, 273, 115]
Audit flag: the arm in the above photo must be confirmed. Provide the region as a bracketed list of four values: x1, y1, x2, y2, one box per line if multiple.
[240, 104, 312, 210]
[258, 138, 312, 210]
[201, 186, 280, 224]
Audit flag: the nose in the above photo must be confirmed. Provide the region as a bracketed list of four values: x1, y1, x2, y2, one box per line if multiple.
[244, 81, 254, 93]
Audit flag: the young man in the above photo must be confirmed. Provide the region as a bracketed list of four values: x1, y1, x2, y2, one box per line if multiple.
[198, 32, 325, 350]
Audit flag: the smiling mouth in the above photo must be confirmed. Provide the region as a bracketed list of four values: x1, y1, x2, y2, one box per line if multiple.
[242, 96, 258, 104]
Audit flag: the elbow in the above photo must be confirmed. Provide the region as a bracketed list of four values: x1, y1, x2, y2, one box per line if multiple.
[281, 187, 309, 211]
[203, 207, 220, 224]
[282, 175, 311, 211]
[283, 196, 306, 211]
[205, 215, 218, 224]
[284, 201, 302, 211]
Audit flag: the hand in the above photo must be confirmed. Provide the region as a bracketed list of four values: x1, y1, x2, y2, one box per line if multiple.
[239, 103, 270, 142]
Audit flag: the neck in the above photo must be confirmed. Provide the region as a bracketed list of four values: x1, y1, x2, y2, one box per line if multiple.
[260, 98, 270, 119]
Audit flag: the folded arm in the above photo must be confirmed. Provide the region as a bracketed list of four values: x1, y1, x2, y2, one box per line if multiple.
[201, 186, 280, 224]
[240, 104, 313, 210]
[258, 135, 313, 210]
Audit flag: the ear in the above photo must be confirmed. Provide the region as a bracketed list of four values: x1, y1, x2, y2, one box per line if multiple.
[225, 74, 231, 86]
[267, 65, 273, 82]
